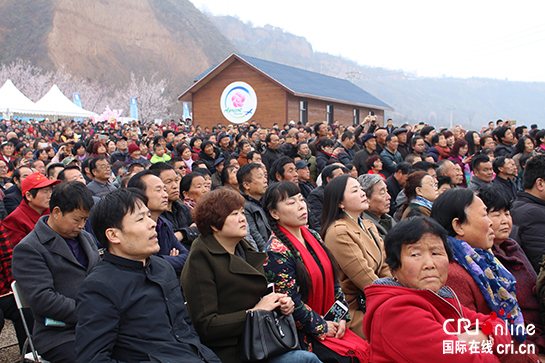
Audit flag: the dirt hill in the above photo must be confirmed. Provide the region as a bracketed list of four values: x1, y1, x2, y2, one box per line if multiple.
[0, 0, 235, 88]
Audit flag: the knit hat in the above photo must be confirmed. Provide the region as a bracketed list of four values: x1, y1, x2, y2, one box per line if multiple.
[128, 143, 140, 155]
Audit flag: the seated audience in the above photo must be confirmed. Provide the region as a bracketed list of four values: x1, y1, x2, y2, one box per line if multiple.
[307, 164, 346, 232]
[365, 155, 385, 180]
[492, 156, 518, 201]
[237, 163, 271, 252]
[400, 171, 438, 219]
[87, 157, 117, 198]
[12, 182, 98, 363]
[384, 162, 410, 216]
[4, 165, 33, 215]
[4, 172, 61, 246]
[511, 154, 545, 272]
[181, 188, 320, 363]
[263, 182, 370, 361]
[180, 173, 208, 210]
[359, 174, 396, 240]
[127, 170, 189, 275]
[296, 160, 315, 199]
[76, 188, 221, 363]
[469, 154, 494, 192]
[322, 175, 391, 339]
[364, 216, 520, 362]
[431, 188, 538, 359]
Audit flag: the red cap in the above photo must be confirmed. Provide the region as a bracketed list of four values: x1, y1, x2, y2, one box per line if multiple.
[21, 172, 61, 196]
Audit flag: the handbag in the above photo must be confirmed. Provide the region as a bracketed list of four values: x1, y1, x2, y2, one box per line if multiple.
[240, 309, 300, 361]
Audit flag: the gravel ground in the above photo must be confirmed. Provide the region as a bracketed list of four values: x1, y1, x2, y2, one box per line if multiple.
[0, 320, 21, 363]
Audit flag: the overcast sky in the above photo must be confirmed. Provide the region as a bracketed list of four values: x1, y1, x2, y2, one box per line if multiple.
[191, 0, 545, 82]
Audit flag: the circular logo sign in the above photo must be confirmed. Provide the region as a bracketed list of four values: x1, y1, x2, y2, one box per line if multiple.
[220, 82, 257, 124]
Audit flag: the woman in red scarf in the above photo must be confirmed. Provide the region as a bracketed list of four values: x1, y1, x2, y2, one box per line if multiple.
[263, 182, 370, 363]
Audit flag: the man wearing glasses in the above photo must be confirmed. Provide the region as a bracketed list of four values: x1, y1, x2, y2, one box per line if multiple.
[87, 157, 117, 198]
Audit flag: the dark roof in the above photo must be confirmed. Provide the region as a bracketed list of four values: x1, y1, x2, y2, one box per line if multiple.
[182, 53, 392, 110]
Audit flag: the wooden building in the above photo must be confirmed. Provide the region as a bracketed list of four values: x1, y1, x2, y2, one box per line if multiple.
[178, 53, 393, 129]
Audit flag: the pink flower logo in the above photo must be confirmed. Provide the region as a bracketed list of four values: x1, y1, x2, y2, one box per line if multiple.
[231, 92, 245, 108]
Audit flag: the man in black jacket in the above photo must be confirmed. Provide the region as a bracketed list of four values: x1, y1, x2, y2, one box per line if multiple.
[511, 154, 545, 272]
[307, 164, 347, 232]
[261, 133, 282, 173]
[150, 163, 199, 249]
[76, 189, 220, 363]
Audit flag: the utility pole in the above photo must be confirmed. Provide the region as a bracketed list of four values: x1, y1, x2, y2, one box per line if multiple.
[447, 107, 455, 129]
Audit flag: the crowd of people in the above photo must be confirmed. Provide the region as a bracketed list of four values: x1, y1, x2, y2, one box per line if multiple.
[0, 114, 544, 362]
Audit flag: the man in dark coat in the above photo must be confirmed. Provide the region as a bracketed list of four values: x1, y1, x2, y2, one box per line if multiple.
[512, 154, 545, 272]
[261, 133, 282, 173]
[76, 189, 220, 363]
[307, 165, 346, 231]
[12, 182, 99, 363]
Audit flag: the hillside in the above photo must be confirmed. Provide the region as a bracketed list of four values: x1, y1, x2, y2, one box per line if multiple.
[209, 15, 545, 129]
[0, 0, 235, 88]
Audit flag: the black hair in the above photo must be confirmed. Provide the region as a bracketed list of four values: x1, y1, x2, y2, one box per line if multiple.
[494, 126, 510, 144]
[321, 175, 351, 238]
[385, 133, 396, 143]
[90, 188, 148, 249]
[464, 131, 480, 155]
[247, 150, 260, 162]
[189, 136, 202, 149]
[395, 161, 411, 174]
[50, 181, 94, 214]
[431, 188, 475, 237]
[341, 131, 354, 142]
[72, 141, 86, 156]
[471, 154, 490, 172]
[535, 130, 545, 147]
[192, 167, 211, 177]
[384, 216, 453, 271]
[12, 165, 33, 183]
[57, 165, 81, 182]
[270, 156, 295, 182]
[316, 138, 334, 152]
[262, 182, 338, 302]
[523, 154, 545, 190]
[89, 156, 108, 175]
[149, 162, 174, 174]
[127, 169, 156, 191]
[265, 132, 276, 143]
[46, 163, 65, 179]
[478, 185, 512, 213]
[411, 161, 438, 172]
[321, 164, 343, 186]
[437, 175, 453, 189]
[180, 173, 205, 197]
[515, 135, 535, 154]
[237, 163, 261, 192]
[492, 155, 507, 175]
[220, 165, 237, 185]
[411, 135, 424, 147]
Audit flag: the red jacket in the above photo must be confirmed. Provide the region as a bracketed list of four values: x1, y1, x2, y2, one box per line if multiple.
[363, 280, 512, 363]
[4, 199, 49, 247]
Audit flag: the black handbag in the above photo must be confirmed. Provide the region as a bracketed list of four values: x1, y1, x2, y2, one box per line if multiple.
[240, 309, 300, 361]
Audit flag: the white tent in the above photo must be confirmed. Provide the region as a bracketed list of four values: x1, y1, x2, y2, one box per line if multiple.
[0, 79, 46, 117]
[35, 85, 97, 118]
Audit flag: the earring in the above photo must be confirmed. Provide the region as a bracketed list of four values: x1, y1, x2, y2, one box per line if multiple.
[393, 276, 398, 282]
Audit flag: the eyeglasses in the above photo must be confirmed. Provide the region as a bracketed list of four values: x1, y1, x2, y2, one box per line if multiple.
[97, 164, 111, 170]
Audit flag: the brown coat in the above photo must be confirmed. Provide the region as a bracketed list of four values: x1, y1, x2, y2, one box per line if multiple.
[181, 234, 268, 363]
[323, 216, 391, 339]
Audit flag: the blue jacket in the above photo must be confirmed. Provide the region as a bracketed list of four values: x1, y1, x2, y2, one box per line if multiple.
[75, 252, 220, 363]
[380, 148, 403, 178]
[157, 216, 188, 276]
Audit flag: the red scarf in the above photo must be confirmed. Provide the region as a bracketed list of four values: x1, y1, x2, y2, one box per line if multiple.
[278, 225, 370, 362]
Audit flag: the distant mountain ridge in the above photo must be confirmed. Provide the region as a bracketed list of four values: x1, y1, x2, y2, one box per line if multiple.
[209, 15, 545, 129]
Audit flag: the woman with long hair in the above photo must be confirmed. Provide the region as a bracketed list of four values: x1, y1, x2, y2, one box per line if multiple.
[263, 181, 370, 363]
[464, 130, 481, 155]
[321, 175, 390, 339]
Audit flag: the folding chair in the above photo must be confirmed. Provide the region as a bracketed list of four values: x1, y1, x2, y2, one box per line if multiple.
[11, 281, 48, 363]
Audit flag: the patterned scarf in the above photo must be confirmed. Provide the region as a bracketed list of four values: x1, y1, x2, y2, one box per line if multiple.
[411, 196, 433, 211]
[448, 236, 526, 343]
[183, 198, 196, 210]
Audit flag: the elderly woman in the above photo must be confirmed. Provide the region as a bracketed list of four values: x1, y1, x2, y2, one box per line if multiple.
[358, 174, 396, 241]
[181, 188, 320, 363]
[321, 175, 391, 340]
[180, 173, 208, 210]
[479, 187, 545, 353]
[431, 188, 539, 360]
[512, 135, 535, 173]
[363, 216, 517, 362]
[263, 181, 370, 362]
[400, 171, 438, 219]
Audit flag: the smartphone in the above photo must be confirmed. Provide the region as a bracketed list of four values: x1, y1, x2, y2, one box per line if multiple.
[265, 282, 275, 295]
[286, 138, 293, 144]
[39, 142, 48, 148]
[98, 134, 107, 140]
[323, 301, 349, 323]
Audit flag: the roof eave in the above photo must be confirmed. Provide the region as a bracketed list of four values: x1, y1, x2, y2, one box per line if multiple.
[292, 92, 394, 111]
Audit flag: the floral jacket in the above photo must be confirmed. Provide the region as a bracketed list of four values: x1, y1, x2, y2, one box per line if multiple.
[263, 229, 350, 351]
